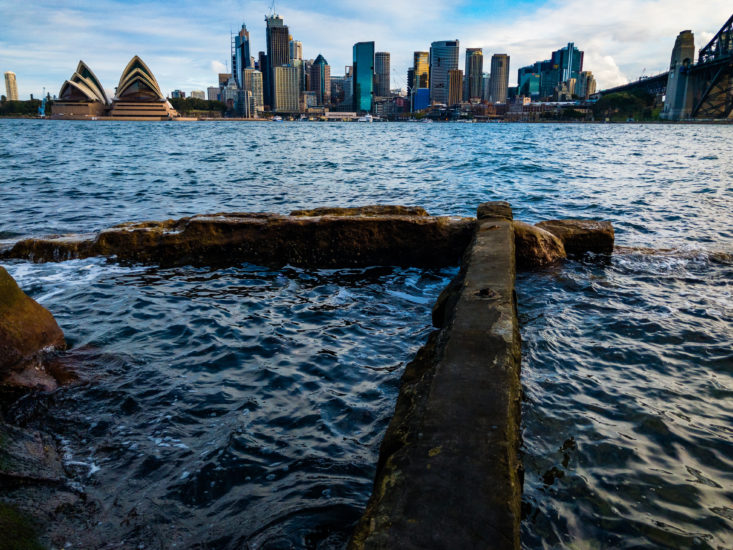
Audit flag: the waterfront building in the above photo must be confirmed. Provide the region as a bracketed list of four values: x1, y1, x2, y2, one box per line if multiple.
[190, 90, 205, 100]
[272, 65, 300, 113]
[353, 41, 375, 113]
[429, 40, 459, 105]
[207, 86, 219, 101]
[518, 71, 540, 98]
[413, 88, 430, 111]
[520, 43, 584, 100]
[576, 71, 596, 99]
[375, 52, 391, 97]
[310, 54, 331, 106]
[448, 69, 463, 106]
[4, 71, 18, 101]
[54, 61, 109, 117]
[265, 14, 289, 108]
[489, 54, 510, 103]
[414, 52, 429, 89]
[242, 68, 264, 111]
[108, 56, 179, 119]
[482, 73, 491, 101]
[171, 90, 185, 99]
[464, 48, 483, 100]
[232, 23, 252, 88]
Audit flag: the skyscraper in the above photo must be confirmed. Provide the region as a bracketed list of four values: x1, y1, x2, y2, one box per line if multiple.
[243, 68, 264, 111]
[448, 69, 463, 106]
[289, 38, 302, 62]
[464, 48, 483, 100]
[232, 23, 252, 88]
[489, 54, 510, 103]
[521, 43, 584, 100]
[272, 65, 300, 113]
[413, 51, 429, 89]
[265, 14, 289, 107]
[353, 41, 375, 113]
[429, 40, 459, 105]
[4, 72, 18, 100]
[375, 52, 391, 97]
[310, 54, 331, 106]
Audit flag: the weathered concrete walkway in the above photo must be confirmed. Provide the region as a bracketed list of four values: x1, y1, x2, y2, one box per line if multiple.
[350, 202, 522, 549]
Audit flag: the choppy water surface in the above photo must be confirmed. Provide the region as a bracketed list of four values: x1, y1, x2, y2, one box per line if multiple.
[1, 120, 732, 549]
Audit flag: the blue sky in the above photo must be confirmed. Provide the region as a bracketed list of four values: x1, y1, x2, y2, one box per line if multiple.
[1, 0, 731, 99]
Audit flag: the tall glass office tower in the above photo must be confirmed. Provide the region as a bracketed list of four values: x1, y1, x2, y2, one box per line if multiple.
[375, 52, 391, 97]
[265, 14, 289, 107]
[464, 48, 483, 100]
[429, 40, 459, 105]
[232, 23, 252, 88]
[353, 41, 375, 113]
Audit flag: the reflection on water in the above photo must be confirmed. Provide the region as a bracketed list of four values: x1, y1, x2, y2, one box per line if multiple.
[1, 120, 732, 548]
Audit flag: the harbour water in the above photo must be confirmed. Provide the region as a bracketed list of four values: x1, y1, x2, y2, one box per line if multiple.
[1, 120, 731, 549]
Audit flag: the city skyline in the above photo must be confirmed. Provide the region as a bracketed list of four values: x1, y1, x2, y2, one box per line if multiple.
[0, 0, 731, 99]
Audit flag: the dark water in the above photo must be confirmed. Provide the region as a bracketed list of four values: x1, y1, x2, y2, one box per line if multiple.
[1, 120, 732, 549]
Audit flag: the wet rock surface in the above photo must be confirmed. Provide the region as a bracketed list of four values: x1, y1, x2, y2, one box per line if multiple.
[3, 211, 475, 269]
[0, 267, 66, 391]
[513, 221, 567, 269]
[535, 219, 614, 255]
[351, 202, 521, 550]
[289, 205, 430, 217]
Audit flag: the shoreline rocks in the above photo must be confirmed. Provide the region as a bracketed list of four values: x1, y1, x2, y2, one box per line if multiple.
[536, 219, 614, 255]
[0, 267, 67, 392]
[513, 221, 567, 268]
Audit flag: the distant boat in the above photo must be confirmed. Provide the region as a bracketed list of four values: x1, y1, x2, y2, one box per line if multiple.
[272, 115, 283, 122]
[421, 118, 433, 123]
[357, 114, 373, 122]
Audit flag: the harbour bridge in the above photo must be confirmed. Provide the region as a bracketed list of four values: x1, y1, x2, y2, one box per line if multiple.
[597, 13, 733, 120]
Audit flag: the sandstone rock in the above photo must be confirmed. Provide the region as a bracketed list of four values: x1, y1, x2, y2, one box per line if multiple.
[290, 205, 429, 217]
[0, 267, 66, 390]
[5, 212, 475, 269]
[477, 201, 513, 221]
[513, 221, 567, 269]
[535, 219, 614, 255]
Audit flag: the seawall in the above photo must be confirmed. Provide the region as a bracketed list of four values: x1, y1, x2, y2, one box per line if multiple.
[349, 202, 522, 549]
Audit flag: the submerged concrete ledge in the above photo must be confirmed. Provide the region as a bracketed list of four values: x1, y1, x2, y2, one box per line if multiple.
[1, 207, 475, 269]
[350, 202, 522, 549]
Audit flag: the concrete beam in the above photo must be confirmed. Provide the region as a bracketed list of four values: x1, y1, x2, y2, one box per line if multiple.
[350, 202, 521, 550]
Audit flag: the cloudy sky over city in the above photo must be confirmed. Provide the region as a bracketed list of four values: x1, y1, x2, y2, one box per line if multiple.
[1, 0, 731, 98]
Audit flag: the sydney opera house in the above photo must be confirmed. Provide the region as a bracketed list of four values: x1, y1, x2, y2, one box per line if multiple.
[53, 56, 179, 120]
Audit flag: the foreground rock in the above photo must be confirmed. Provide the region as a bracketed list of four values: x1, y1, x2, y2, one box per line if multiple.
[0, 267, 66, 391]
[535, 219, 614, 255]
[3, 211, 475, 269]
[351, 202, 521, 550]
[513, 221, 566, 268]
[290, 205, 429, 217]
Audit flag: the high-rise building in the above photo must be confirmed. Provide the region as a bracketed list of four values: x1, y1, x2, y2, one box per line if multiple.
[265, 14, 289, 108]
[310, 54, 331, 106]
[429, 40, 459, 105]
[489, 54, 510, 103]
[448, 69, 463, 106]
[576, 71, 596, 99]
[4, 71, 18, 100]
[521, 43, 584, 100]
[232, 23, 252, 88]
[272, 65, 300, 113]
[375, 52, 391, 97]
[353, 41, 375, 113]
[243, 68, 264, 111]
[482, 73, 491, 101]
[190, 90, 205, 100]
[464, 48, 483, 100]
[289, 38, 303, 62]
[207, 86, 220, 101]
